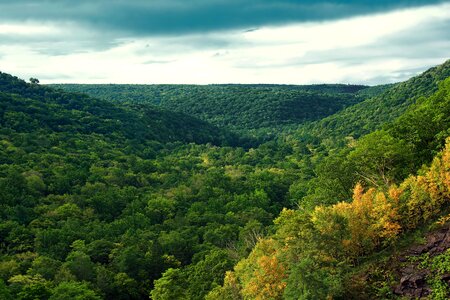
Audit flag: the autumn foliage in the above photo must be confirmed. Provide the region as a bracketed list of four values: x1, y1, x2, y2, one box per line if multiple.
[211, 138, 450, 299]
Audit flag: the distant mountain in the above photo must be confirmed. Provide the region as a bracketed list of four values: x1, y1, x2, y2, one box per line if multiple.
[50, 83, 369, 132]
[296, 60, 450, 146]
[0, 72, 237, 146]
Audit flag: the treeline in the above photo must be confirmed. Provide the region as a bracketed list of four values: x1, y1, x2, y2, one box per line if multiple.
[0, 72, 242, 147]
[51, 84, 368, 133]
[296, 60, 450, 148]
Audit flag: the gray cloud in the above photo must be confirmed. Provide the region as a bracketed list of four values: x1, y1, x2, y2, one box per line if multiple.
[0, 1, 447, 58]
[142, 59, 176, 64]
[0, 1, 448, 85]
[0, 35, 124, 56]
[0, 0, 447, 36]
[247, 17, 450, 72]
[357, 66, 437, 85]
[226, 11, 450, 85]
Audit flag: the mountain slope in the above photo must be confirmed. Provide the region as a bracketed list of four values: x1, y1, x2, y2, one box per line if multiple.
[206, 74, 450, 300]
[0, 72, 236, 146]
[51, 83, 368, 132]
[300, 64, 450, 208]
[296, 60, 450, 146]
[1, 61, 449, 300]
[0, 71, 304, 299]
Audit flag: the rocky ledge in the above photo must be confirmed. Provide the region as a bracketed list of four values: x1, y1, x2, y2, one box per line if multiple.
[394, 226, 450, 298]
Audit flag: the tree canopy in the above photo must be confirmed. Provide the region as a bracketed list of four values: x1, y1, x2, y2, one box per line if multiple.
[0, 59, 449, 299]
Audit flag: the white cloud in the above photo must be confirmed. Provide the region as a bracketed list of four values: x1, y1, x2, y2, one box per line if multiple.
[0, 23, 58, 35]
[0, 2, 449, 84]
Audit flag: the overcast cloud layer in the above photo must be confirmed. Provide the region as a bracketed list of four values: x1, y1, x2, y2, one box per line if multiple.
[0, 0, 449, 84]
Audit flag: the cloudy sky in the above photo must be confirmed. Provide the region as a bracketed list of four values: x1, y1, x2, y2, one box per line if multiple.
[0, 0, 449, 84]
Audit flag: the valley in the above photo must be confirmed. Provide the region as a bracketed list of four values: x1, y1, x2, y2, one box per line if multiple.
[0, 60, 449, 299]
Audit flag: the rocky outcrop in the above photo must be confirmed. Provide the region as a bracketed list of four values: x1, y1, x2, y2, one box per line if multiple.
[394, 226, 450, 298]
[394, 266, 430, 298]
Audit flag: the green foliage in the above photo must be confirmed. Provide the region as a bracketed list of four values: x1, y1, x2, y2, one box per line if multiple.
[0, 279, 13, 300]
[186, 249, 235, 299]
[215, 136, 450, 299]
[154, 249, 237, 300]
[0, 70, 306, 299]
[49, 281, 101, 300]
[209, 61, 450, 300]
[283, 255, 343, 300]
[0, 71, 238, 146]
[150, 268, 187, 300]
[51, 83, 367, 134]
[305, 75, 450, 207]
[414, 250, 450, 299]
[296, 59, 450, 147]
[430, 279, 449, 300]
[8, 274, 51, 300]
[63, 241, 96, 282]
[28, 256, 61, 280]
[347, 130, 415, 185]
[0, 60, 449, 300]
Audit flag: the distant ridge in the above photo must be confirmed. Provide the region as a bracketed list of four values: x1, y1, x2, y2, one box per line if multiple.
[296, 59, 450, 146]
[50, 83, 370, 132]
[0, 71, 237, 146]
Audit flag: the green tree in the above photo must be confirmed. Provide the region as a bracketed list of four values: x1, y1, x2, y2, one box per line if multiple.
[8, 274, 51, 300]
[283, 256, 343, 300]
[63, 240, 95, 282]
[49, 282, 101, 300]
[348, 130, 414, 186]
[29, 78, 39, 84]
[0, 279, 13, 300]
[29, 256, 61, 280]
[151, 268, 187, 300]
[186, 249, 234, 299]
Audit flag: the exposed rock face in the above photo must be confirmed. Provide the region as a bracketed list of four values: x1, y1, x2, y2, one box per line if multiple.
[394, 226, 450, 298]
[394, 267, 430, 298]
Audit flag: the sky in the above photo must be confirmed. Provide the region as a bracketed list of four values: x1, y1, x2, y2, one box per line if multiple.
[0, 0, 449, 85]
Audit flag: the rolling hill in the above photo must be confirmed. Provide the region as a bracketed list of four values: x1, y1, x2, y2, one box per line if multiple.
[0, 72, 237, 146]
[0, 60, 449, 300]
[51, 83, 369, 132]
[296, 59, 450, 147]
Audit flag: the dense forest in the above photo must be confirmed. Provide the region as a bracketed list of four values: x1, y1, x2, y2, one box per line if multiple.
[51, 83, 370, 137]
[0, 59, 449, 299]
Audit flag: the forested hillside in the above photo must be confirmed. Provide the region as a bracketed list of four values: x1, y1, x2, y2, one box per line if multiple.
[208, 73, 450, 299]
[51, 84, 368, 133]
[0, 72, 310, 299]
[296, 60, 450, 148]
[0, 60, 449, 300]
